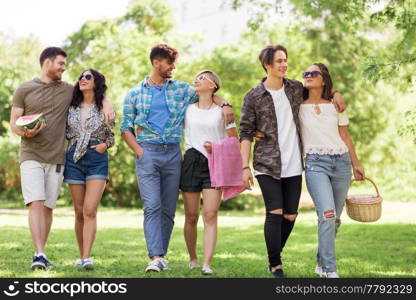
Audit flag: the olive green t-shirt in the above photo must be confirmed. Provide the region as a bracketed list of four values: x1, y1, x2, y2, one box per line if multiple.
[12, 78, 73, 164]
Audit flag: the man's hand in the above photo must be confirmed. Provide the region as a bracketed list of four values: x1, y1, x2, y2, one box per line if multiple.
[136, 145, 144, 160]
[212, 95, 235, 124]
[255, 131, 265, 141]
[243, 168, 254, 190]
[102, 97, 116, 124]
[222, 105, 235, 125]
[101, 109, 116, 124]
[90, 143, 107, 153]
[23, 121, 46, 138]
[333, 92, 346, 113]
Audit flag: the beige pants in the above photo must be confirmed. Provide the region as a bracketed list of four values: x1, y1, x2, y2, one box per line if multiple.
[20, 160, 64, 209]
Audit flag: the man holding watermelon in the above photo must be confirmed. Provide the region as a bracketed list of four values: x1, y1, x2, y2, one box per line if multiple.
[9, 47, 115, 270]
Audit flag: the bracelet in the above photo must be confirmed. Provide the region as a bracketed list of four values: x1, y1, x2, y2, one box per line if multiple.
[243, 166, 251, 170]
[220, 102, 233, 108]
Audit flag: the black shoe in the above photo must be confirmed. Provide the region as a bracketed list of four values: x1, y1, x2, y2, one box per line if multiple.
[44, 258, 54, 268]
[269, 266, 285, 278]
[31, 256, 46, 270]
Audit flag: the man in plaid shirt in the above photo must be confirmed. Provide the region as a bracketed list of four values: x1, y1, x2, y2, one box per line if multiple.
[121, 44, 233, 272]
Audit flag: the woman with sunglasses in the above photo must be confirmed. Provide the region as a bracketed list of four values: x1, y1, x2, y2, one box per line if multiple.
[300, 63, 365, 278]
[64, 69, 114, 270]
[180, 70, 238, 275]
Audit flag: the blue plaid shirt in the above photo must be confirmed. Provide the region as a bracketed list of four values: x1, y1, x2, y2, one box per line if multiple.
[121, 76, 197, 143]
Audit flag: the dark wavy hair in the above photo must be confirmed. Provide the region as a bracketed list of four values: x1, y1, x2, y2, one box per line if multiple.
[149, 44, 178, 65]
[71, 69, 107, 111]
[303, 63, 333, 101]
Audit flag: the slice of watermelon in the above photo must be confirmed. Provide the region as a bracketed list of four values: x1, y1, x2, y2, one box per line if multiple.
[16, 113, 45, 129]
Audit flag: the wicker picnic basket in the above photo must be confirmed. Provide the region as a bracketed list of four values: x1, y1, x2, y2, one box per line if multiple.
[346, 177, 382, 222]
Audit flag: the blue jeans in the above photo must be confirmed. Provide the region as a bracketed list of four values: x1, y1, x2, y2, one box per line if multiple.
[305, 153, 352, 272]
[135, 142, 182, 258]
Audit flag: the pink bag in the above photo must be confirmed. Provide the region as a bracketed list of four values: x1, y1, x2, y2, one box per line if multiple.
[208, 137, 245, 200]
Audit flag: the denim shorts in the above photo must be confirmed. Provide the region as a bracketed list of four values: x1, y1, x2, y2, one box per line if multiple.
[64, 140, 109, 184]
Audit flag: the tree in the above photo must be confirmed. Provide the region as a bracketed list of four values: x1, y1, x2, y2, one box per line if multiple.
[226, 0, 416, 144]
[61, 0, 181, 207]
[226, 0, 415, 82]
[0, 34, 43, 200]
[0, 34, 43, 136]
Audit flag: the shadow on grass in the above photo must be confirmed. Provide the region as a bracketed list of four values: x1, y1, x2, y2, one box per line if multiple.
[0, 223, 414, 278]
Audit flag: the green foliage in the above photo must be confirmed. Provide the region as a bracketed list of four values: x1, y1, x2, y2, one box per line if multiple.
[227, 0, 416, 143]
[1, 0, 415, 208]
[0, 34, 43, 136]
[0, 133, 20, 202]
[59, 0, 182, 207]
[122, 0, 174, 36]
[399, 107, 416, 143]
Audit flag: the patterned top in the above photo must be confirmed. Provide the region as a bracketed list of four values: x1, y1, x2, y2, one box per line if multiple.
[239, 78, 304, 180]
[120, 76, 197, 143]
[66, 104, 115, 163]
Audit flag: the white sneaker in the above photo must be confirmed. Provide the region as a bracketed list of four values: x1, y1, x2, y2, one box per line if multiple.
[145, 258, 164, 272]
[74, 259, 83, 267]
[159, 258, 170, 270]
[82, 258, 94, 270]
[315, 266, 324, 276]
[201, 266, 213, 275]
[188, 262, 200, 270]
[326, 271, 340, 278]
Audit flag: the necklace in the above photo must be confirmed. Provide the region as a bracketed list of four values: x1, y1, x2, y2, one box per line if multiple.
[148, 77, 165, 91]
[197, 97, 214, 110]
[314, 103, 321, 115]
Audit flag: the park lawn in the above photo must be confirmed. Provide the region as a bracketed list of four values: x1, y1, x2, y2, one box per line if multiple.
[0, 222, 415, 278]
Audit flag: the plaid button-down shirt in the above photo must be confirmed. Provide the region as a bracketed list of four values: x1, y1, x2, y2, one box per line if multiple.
[121, 76, 197, 143]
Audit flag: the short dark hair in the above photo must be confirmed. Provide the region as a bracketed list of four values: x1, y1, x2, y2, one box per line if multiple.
[259, 45, 288, 73]
[71, 69, 107, 111]
[303, 63, 334, 100]
[149, 44, 178, 65]
[39, 47, 67, 67]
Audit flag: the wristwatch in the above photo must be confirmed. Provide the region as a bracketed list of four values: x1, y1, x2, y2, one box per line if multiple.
[220, 102, 233, 108]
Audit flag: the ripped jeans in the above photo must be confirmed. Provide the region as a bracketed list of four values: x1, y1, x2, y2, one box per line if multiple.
[305, 153, 352, 272]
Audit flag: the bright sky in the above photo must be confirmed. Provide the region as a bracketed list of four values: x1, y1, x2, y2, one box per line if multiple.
[0, 0, 248, 49]
[0, 0, 132, 46]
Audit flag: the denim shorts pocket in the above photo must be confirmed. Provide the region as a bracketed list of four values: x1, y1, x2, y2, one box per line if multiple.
[340, 153, 351, 165]
[306, 154, 320, 163]
[92, 148, 106, 155]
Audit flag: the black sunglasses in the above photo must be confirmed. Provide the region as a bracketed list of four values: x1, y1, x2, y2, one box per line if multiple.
[78, 74, 93, 81]
[302, 71, 322, 78]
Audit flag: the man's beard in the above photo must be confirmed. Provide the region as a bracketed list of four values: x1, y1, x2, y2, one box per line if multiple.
[47, 69, 62, 81]
[159, 67, 172, 78]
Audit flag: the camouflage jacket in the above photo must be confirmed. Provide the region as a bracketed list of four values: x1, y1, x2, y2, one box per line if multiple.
[239, 77, 304, 180]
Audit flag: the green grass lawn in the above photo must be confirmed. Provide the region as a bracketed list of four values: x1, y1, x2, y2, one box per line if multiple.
[1, 220, 415, 278]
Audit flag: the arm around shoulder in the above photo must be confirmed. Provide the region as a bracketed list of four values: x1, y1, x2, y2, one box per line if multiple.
[239, 92, 257, 142]
[102, 96, 116, 124]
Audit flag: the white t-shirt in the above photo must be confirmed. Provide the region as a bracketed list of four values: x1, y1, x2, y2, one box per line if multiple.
[254, 87, 303, 178]
[184, 103, 236, 158]
[299, 103, 349, 155]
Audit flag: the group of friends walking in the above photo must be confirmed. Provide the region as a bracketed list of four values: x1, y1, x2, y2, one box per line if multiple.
[10, 43, 364, 278]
